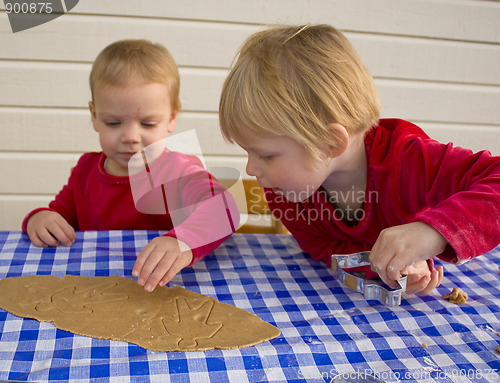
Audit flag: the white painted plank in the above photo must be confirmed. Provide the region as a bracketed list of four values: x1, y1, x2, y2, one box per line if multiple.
[0, 156, 249, 230]
[0, 153, 80, 194]
[0, 62, 223, 111]
[0, 196, 52, 230]
[351, 34, 500, 86]
[1, 15, 499, 85]
[0, 108, 243, 155]
[2, 107, 499, 155]
[59, 0, 500, 43]
[1, 62, 499, 124]
[376, 78, 500, 125]
[0, 14, 257, 69]
[0, 61, 92, 107]
[417, 122, 500, 156]
[0, 108, 99, 153]
[0, 153, 248, 194]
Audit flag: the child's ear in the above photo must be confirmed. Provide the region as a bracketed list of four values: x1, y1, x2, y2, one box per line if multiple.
[167, 109, 179, 133]
[88, 101, 98, 132]
[326, 123, 349, 157]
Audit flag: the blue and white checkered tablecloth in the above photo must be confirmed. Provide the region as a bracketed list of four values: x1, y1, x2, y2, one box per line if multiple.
[0, 231, 499, 383]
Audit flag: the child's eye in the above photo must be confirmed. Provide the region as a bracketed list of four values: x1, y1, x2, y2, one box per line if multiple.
[260, 154, 275, 161]
[142, 122, 157, 127]
[105, 122, 120, 126]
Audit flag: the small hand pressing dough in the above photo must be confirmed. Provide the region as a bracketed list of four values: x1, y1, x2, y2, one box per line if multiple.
[0, 275, 280, 351]
[442, 287, 468, 305]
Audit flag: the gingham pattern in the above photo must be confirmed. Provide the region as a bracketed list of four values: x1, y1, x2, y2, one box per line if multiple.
[0, 231, 499, 383]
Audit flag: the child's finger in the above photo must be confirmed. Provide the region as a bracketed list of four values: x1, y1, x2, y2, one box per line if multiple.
[405, 275, 430, 294]
[36, 228, 60, 247]
[132, 241, 155, 277]
[372, 256, 399, 289]
[418, 270, 440, 295]
[135, 247, 168, 288]
[143, 255, 176, 292]
[158, 257, 189, 287]
[48, 222, 75, 247]
[436, 265, 444, 286]
[60, 221, 77, 244]
[29, 231, 49, 247]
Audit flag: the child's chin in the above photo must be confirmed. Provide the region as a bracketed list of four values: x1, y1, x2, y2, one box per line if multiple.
[277, 189, 312, 203]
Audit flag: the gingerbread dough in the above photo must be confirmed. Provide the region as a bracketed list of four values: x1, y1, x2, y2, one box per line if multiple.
[442, 287, 468, 305]
[0, 275, 280, 351]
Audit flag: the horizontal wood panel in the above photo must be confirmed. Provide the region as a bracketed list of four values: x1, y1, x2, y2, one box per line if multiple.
[0, 153, 248, 194]
[0, 195, 52, 230]
[0, 14, 257, 69]
[2, 15, 499, 85]
[377, 79, 500, 125]
[0, 153, 80, 194]
[0, 155, 248, 230]
[352, 34, 500, 86]
[1, 107, 499, 154]
[418, 122, 500, 155]
[60, 0, 500, 43]
[1, 62, 499, 124]
[0, 108, 243, 155]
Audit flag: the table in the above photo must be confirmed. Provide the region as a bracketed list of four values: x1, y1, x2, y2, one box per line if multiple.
[0, 231, 499, 383]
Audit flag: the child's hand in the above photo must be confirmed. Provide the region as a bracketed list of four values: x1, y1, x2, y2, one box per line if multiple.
[26, 210, 76, 247]
[132, 236, 193, 292]
[369, 222, 447, 294]
[401, 261, 444, 294]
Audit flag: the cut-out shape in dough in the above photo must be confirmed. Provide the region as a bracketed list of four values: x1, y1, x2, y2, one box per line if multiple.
[0, 275, 280, 351]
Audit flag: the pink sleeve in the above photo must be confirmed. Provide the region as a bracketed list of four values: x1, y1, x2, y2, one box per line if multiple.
[164, 172, 240, 265]
[130, 152, 239, 265]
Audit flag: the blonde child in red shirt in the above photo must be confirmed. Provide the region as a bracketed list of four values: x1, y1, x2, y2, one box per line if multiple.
[219, 24, 500, 295]
[24, 39, 238, 292]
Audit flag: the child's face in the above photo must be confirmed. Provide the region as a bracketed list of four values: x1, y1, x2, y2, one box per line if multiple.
[241, 135, 333, 202]
[89, 82, 177, 176]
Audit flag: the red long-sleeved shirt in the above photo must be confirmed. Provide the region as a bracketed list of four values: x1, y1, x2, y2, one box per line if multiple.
[266, 119, 500, 269]
[23, 150, 239, 264]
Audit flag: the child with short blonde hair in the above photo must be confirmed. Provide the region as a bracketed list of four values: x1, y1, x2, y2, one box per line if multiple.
[220, 24, 500, 295]
[24, 39, 238, 292]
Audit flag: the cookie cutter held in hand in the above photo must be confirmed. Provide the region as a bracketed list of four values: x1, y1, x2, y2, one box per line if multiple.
[331, 252, 407, 307]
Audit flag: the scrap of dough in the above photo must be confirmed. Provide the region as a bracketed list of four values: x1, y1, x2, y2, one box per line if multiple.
[442, 287, 468, 304]
[0, 275, 280, 351]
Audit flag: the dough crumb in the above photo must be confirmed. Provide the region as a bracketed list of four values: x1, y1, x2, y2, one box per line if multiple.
[496, 346, 500, 353]
[421, 343, 428, 348]
[442, 288, 468, 304]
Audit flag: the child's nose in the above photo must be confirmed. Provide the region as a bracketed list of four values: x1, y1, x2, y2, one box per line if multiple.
[122, 125, 141, 143]
[246, 154, 260, 177]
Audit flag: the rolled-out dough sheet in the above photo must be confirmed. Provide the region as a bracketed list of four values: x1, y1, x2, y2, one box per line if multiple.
[0, 275, 280, 351]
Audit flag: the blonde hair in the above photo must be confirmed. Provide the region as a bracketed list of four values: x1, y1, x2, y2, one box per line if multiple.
[219, 24, 380, 160]
[89, 39, 181, 112]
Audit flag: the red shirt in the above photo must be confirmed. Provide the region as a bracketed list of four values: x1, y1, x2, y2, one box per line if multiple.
[23, 151, 239, 264]
[266, 119, 500, 269]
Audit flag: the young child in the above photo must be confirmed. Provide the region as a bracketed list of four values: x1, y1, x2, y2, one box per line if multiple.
[23, 39, 238, 292]
[219, 24, 500, 295]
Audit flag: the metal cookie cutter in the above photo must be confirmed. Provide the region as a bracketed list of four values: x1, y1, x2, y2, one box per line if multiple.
[331, 251, 407, 306]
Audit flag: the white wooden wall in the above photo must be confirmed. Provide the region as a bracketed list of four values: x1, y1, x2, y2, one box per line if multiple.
[1, 0, 499, 230]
